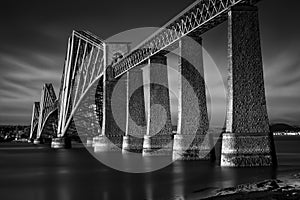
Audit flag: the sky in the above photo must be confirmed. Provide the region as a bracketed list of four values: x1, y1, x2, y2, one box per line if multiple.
[0, 0, 300, 126]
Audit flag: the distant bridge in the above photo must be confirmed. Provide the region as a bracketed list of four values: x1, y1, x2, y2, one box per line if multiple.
[29, 0, 276, 167]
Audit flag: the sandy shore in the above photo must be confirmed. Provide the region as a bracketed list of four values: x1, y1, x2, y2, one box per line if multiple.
[199, 172, 300, 200]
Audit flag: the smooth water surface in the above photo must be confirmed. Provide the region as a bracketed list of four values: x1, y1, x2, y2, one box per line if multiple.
[0, 136, 300, 200]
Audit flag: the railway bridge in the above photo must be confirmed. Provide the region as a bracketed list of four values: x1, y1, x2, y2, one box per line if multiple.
[29, 0, 276, 167]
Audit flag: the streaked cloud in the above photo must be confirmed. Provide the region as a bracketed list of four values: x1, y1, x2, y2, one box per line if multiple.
[0, 0, 299, 127]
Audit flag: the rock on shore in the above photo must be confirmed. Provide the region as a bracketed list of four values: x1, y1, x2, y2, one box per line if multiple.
[202, 173, 300, 200]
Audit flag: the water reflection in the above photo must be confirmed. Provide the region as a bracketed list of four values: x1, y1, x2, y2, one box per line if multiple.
[172, 161, 185, 200]
[93, 151, 174, 173]
[0, 138, 299, 200]
[145, 173, 154, 200]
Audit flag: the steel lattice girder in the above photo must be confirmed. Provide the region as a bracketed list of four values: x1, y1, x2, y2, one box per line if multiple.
[112, 0, 261, 78]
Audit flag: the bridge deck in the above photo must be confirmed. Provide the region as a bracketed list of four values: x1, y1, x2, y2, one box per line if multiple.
[112, 0, 260, 78]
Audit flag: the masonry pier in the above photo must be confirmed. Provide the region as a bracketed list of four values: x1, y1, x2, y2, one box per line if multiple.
[173, 33, 215, 161]
[51, 137, 72, 149]
[220, 5, 277, 167]
[142, 53, 173, 156]
[93, 66, 127, 152]
[93, 42, 130, 152]
[122, 64, 147, 153]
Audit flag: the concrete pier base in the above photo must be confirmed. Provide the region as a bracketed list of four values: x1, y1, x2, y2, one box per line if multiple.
[221, 133, 274, 167]
[51, 137, 71, 149]
[173, 134, 212, 160]
[86, 138, 93, 147]
[93, 135, 122, 152]
[142, 135, 173, 156]
[122, 135, 144, 153]
[92, 136, 98, 147]
[33, 138, 42, 144]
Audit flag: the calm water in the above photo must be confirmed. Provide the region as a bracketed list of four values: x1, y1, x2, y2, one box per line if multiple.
[0, 137, 300, 200]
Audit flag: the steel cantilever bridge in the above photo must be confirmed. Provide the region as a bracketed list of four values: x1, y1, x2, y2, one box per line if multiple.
[29, 0, 277, 167]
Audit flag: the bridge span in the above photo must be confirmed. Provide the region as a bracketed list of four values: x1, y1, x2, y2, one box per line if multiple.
[29, 0, 276, 167]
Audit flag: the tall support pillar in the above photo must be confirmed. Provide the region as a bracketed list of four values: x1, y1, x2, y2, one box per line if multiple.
[122, 65, 147, 153]
[143, 53, 173, 156]
[94, 66, 127, 152]
[93, 42, 130, 152]
[173, 33, 215, 160]
[221, 5, 277, 167]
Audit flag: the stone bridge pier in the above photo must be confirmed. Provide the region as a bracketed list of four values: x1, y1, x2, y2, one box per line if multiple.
[221, 5, 277, 167]
[173, 33, 215, 161]
[142, 53, 173, 156]
[93, 65, 127, 152]
[122, 63, 147, 154]
[51, 137, 72, 149]
[93, 42, 130, 152]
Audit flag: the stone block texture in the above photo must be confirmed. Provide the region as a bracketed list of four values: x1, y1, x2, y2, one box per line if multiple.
[100, 68, 126, 150]
[122, 136, 144, 154]
[221, 133, 274, 167]
[221, 5, 276, 167]
[93, 135, 122, 152]
[143, 135, 173, 156]
[33, 139, 41, 144]
[122, 67, 147, 153]
[172, 33, 215, 160]
[173, 134, 212, 160]
[143, 54, 173, 156]
[51, 137, 72, 149]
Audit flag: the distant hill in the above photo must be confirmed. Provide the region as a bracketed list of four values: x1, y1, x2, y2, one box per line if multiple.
[270, 123, 300, 132]
[219, 123, 300, 133]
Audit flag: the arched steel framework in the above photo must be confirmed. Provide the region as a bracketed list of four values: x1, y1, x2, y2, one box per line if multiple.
[36, 83, 57, 139]
[29, 102, 40, 140]
[57, 31, 105, 137]
[39, 108, 58, 139]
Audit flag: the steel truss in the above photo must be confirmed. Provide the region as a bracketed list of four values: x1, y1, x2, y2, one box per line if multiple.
[36, 83, 57, 138]
[113, 0, 260, 78]
[29, 102, 40, 139]
[57, 31, 105, 137]
[32, 0, 263, 139]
